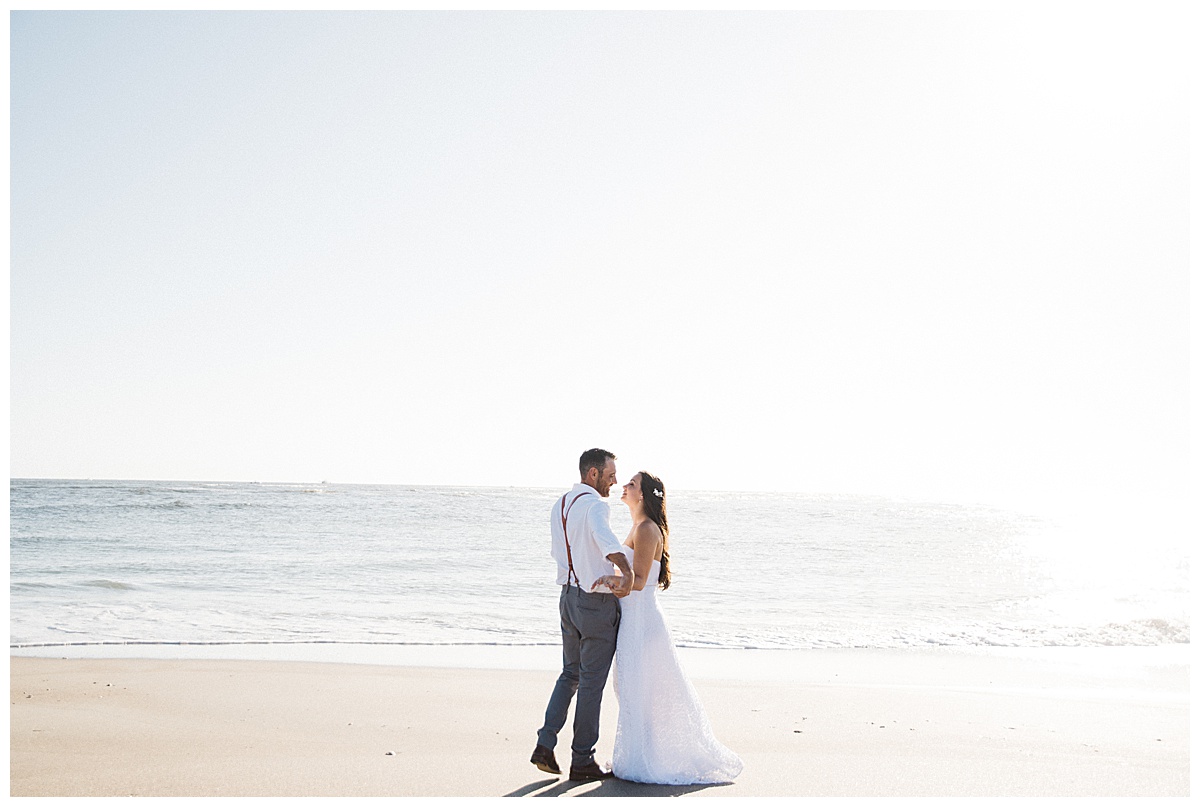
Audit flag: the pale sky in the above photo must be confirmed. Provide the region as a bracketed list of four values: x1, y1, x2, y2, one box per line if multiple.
[8, 9, 1191, 523]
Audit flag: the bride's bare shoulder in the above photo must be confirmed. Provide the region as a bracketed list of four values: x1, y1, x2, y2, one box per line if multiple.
[632, 519, 664, 548]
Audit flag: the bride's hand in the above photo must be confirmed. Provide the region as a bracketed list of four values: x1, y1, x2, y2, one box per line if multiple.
[593, 574, 632, 598]
[591, 575, 619, 593]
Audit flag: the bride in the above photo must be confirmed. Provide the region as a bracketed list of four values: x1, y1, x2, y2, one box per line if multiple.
[592, 472, 743, 785]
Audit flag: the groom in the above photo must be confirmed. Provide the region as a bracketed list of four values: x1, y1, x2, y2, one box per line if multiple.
[531, 448, 634, 782]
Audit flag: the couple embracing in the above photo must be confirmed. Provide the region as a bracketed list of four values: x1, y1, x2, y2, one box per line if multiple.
[530, 448, 743, 785]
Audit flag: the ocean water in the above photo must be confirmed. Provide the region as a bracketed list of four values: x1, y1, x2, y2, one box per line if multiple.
[9, 479, 1189, 654]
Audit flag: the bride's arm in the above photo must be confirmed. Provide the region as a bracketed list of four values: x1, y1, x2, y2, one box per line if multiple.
[591, 525, 657, 595]
[628, 522, 660, 591]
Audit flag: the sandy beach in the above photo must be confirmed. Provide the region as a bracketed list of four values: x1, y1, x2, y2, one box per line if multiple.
[9, 647, 1188, 797]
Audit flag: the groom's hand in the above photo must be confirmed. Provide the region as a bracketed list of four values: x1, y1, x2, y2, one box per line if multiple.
[603, 551, 635, 598]
[592, 575, 631, 597]
[591, 575, 618, 593]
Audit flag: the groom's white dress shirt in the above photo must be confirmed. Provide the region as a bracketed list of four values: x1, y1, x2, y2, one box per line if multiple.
[550, 483, 625, 590]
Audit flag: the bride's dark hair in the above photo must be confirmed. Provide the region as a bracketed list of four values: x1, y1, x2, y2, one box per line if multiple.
[638, 471, 671, 590]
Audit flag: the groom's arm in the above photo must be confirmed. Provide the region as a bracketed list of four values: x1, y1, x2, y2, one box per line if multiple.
[587, 501, 634, 597]
[604, 551, 634, 597]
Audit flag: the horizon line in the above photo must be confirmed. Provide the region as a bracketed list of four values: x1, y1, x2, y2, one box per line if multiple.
[8, 475, 1030, 508]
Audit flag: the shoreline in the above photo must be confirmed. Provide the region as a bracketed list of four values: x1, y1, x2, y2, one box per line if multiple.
[11, 638, 1190, 670]
[10, 646, 1189, 797]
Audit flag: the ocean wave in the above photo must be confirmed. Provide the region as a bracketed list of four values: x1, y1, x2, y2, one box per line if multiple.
[79, 579, 139, 591]
[9, 640, 562, 649]
[8, 503, 86, 512]
[10, 619, 1191, 652]
[1082, 618, 1189, 646]
[894, 617, 1191, 649]
[10, 581, 61, 590]
[75, 500, 259, 511]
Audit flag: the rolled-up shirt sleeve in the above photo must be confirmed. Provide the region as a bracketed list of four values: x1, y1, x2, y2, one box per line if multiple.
[586, 500, 625, 558]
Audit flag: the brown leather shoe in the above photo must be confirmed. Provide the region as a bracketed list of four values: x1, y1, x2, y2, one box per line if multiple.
[530, 744, 561, 775]
[568, 760, 615, 781]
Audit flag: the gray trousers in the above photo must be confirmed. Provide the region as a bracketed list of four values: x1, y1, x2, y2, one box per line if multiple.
[536, 584, 620, 768]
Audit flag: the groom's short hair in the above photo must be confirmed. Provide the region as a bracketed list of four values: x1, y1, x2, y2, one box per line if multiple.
[579, 448, 616, 478]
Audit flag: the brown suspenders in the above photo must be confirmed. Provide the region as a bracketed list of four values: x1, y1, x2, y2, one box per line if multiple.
[559, 491, 591, 590]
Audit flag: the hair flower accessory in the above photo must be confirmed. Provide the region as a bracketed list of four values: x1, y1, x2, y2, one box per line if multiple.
[653, 489, 664, 498]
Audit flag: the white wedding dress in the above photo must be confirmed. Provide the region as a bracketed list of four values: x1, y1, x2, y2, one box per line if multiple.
[611, 546, 743, 784]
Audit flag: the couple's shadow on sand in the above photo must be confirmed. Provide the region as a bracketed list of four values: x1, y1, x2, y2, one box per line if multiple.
[506, 777, 729, 798]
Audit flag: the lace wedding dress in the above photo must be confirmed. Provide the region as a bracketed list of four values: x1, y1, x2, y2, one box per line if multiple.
[611, 546, 743, 784]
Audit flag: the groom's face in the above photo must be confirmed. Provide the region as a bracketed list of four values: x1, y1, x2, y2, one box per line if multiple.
[595, 459, 618, 497]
